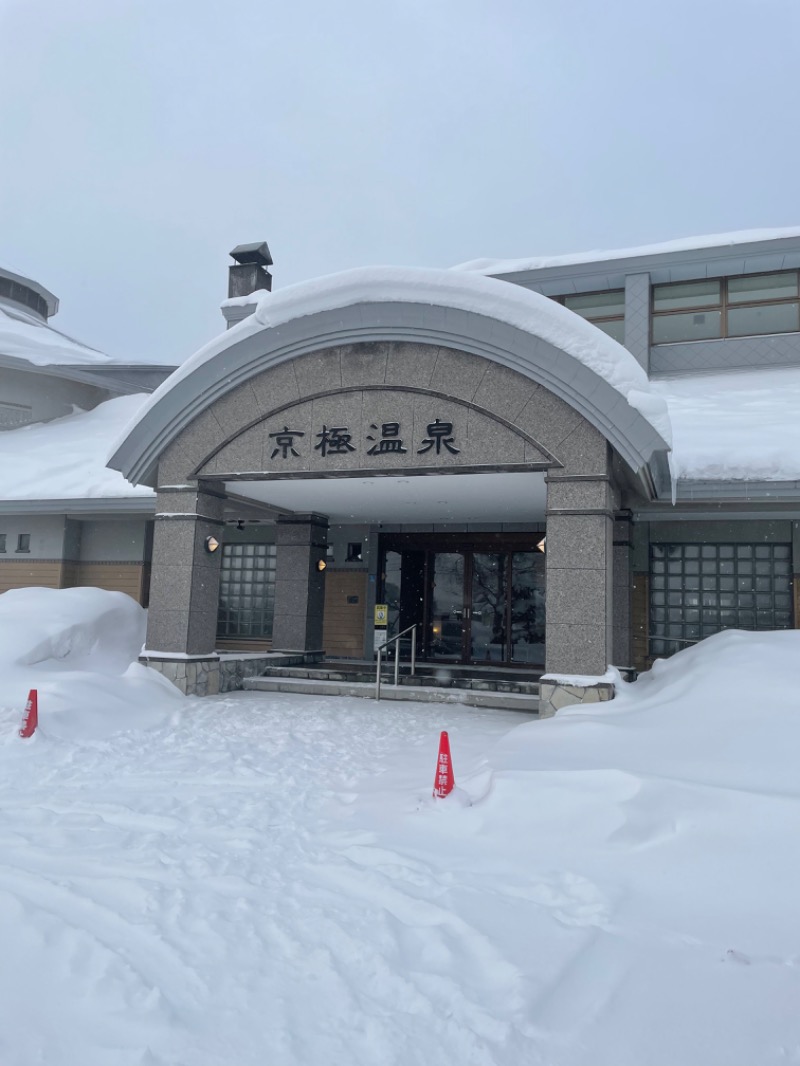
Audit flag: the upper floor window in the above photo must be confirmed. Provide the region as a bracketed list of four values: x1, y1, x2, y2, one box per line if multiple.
[561, 290, 625, 343]
[652, 271, 800, 344]
[0, 402, 33, 430]
[0, 277, 48, 318]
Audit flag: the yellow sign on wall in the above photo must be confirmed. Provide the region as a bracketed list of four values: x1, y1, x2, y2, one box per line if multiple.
[374, 604, 388, 626]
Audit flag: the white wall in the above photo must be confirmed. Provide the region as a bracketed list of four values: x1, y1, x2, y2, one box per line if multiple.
[0, 367, 108, 426]
[0, 515, 66, 557]
[78, 519, 148, 562]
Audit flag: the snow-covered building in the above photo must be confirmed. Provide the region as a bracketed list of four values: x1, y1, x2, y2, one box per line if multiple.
[0, 263, 171, 603]
[101, 229, 800, 710]
[8, 232, 800, 711]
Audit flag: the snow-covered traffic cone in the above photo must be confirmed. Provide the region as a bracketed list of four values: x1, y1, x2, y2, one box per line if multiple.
[433, 730, 455, 798]
[19, 689, 38, 739]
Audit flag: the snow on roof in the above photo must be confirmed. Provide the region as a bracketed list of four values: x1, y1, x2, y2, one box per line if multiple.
[0, 394, 154, 501]
[0, 301, 112, 367]
[124, 265, 671, 447]
[453, 226, 800, 276]
[653, 366, 800, 482]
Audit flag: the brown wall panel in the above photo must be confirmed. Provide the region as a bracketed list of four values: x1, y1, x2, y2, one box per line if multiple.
[0, 559, 63, 594]
[215, 638, 273, 652]
[322, 570, 368, 658]
[69, 563, 145, 604]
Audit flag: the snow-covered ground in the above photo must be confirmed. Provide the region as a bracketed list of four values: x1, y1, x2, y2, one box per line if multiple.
[1, 589, 799, 1065]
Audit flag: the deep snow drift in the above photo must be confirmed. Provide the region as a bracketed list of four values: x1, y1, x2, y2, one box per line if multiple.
[652, 365, 800, 481]
[0, 590, 798, 1065]
[0, 587, 180, 737]
[0, 395, 153, 501]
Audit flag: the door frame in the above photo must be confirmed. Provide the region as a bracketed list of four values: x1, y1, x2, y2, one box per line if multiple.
[378, 531, 546, 667]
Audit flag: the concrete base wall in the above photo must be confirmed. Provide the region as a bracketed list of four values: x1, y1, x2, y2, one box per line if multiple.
[141, 652, 323, 696]
[539, 679, 615, 718]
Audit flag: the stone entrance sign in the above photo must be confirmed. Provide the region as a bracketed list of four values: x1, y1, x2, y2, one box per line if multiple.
[197, 387, 553, 479]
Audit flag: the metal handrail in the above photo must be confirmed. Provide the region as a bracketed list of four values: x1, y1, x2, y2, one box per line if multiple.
[375, 624, 417, 700]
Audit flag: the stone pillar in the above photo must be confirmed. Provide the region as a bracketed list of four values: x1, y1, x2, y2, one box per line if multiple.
[271, 513, 329, 653]
[613, 511, 633, 670]
[540, 474, 615, 716]
[139, 484, 226, 695]
[624, 272, 650, 372]
[146, 484, 225, 654]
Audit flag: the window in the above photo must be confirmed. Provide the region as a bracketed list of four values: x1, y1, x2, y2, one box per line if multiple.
[16, 533, 30, 553]
[346, 542, 363, 562]
[652, 271, 800, 343]
[561, 290, 625, 342]
[0, 277, 48, 317]
[0, 534, 6, 553]
[649, 542, 792, 657]
[217, 543, 277, 639]
[0, 402, 33, 430]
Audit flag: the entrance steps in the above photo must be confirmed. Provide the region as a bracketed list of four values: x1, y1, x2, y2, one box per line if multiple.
[242, 660, 540, 713]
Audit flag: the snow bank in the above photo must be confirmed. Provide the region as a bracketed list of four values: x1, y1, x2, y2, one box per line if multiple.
[0, 302, 110, 366]
[0, 629, 798, 1063]
[653, 366, 800, 481]
[453, 225, 800, 275]
[499, 628, 800, 792]
[0, 394, 153, 500]
[121, 265, 671, 451]
[0, 587, 181, 739]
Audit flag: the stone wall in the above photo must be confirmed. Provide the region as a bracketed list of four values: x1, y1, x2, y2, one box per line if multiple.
[140, 652, 318, 697]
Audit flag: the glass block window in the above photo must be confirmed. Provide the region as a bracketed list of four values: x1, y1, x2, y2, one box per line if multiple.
[217, 543, 277, 639]
[649, 543, 793, 657]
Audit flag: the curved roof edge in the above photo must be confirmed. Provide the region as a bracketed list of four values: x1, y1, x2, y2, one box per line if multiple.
[109, 266, 671, 486]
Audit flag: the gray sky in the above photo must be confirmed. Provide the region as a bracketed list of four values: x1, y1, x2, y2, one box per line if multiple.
[1, 0, 798, 365]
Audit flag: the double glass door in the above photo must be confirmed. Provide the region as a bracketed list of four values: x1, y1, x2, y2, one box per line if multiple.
[380, 538, 545, 667]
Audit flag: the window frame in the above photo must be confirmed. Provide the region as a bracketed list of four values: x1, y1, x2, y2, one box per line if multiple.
[555, 288, 626, 342]
[651, 269, 800, 344]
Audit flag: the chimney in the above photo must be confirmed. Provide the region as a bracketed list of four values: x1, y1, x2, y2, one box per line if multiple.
[223, 241, 273, 328]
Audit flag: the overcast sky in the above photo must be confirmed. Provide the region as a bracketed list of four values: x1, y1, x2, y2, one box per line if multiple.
[1, 0, 799, 365]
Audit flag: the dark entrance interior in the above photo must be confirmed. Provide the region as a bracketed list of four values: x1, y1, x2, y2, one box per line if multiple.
[379, 532, 546, 667]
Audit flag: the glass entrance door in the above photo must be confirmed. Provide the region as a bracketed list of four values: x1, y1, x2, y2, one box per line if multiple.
[379, 535, 546, 668]
[470, 552, 508, 661]
[428, 553, 466, 659]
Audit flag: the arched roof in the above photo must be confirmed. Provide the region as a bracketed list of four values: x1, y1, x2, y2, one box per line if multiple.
[109, 266, 671, 486]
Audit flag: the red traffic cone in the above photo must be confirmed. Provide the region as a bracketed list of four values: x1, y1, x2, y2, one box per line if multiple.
[433, 730, 455, 798]
[19, 689, 38, 739]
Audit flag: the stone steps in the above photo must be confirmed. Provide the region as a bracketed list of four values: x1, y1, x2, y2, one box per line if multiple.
[258, 664, 540, 695]
[242, 675, 539, 713]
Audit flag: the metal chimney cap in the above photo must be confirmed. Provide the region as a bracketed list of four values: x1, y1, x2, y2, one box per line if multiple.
[229, 242, 273, 267]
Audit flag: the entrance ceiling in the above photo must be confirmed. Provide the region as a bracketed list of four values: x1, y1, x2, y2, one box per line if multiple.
[228, 471, 547, 525]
